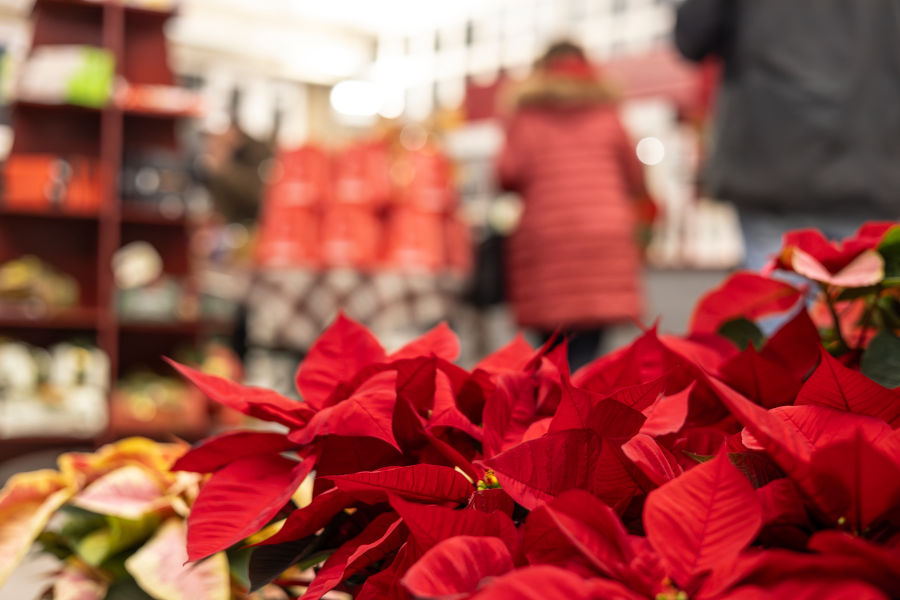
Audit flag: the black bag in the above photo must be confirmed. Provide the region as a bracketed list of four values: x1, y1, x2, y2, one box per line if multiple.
[466, 229, 506, 307]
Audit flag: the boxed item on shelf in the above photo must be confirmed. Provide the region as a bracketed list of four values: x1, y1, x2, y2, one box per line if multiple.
[120, 151, 191, 214]
[115, 81, 204, 116]
[2, 154, 102, 213]
[0, 255, 79, 312]
[110, 371, 209, 438]
[16, 45, 114, 108]
[0, 341, 109, 439]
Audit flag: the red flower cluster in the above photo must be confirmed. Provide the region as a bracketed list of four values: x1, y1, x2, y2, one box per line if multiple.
[169, 256, 900, 599]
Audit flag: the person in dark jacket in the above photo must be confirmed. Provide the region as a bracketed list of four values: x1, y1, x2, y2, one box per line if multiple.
[675, 0, 900, 269]
[497, 41, 652, 370]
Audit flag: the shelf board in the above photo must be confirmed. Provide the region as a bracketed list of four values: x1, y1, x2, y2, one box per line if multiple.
[33, 0, 105, 11]
[122, 105, 199, 119]
[12, 99, 107, 114]
[121, 204, 187, 226]
[118, 319, 234, 335]
[33, 0, 174, 16]
[0, 435, 96, 462]
[0, 306, 100, 330]
[0, 204, 101, 221]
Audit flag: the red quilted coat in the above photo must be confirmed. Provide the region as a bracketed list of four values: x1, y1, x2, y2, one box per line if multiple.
[497, 73, 648, 331]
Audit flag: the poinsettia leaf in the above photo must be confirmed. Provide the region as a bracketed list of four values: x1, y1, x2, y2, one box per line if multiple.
[707, 376, 829, 482]
[640, 384, 692, 437]
[389, 322, 460, 362]
[428, 370, 484, 442]
[400, 535, 513, 599]
[808, 430, 900, 532]
[807, 530, 900, 597]
[254, 488, 350, 547]
[171, 431, 297, 474]
[644, 452, 763, 590]
[741, 405, 893, 458]
[792, 248, 885, 288]
[126, 519, 229, 600]
[759, 309, 821, 382]
[247, 535, 317, 592]
[717, 318, 765, 351]
[389, 495, 518, 558]
[721, 579, 887, 600]
[860, 330, 900, 389]
[475, 334, 534, 374]
[532, 490, 634, 580]
[609, 374, 669, 411]
[354, 544, 413, 600]
[166, 359, 312, 427]
[482, 373, 544, 458]
[689, 272, 802, 335]
[622, 433, 683, 488]
[53, 561, 108, 600]
[325, 464, 473, 505]
[757, 479, 809, 527]
[550, 388, 647, 439]
[186, 453, 315, 561]
[468, 488, 516, 516]
[290, 371, 400, 450]
[485, 429, 639, 511]
[394, 356, 438, 415]
[70, 465, 166, 519]
[727, 452, 784, 489]
[0, 470, 74, 587]
[700, 546, 897, 600]
[298, 512, 406, 600]
[467, 565, 605, 600]
[295, 313, 386, 409]
[574, 326, 671, 391]
[718, 346, 801, 409]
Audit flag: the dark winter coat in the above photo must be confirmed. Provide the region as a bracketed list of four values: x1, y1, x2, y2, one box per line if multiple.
[675, 0, 900, 217]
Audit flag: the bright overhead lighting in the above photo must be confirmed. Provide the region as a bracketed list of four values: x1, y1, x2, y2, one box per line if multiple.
[636, 137, 665, 166]
[330, 80, 382, 117]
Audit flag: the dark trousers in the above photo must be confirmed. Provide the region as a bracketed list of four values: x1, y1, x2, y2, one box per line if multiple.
[538, 329, 604, 372]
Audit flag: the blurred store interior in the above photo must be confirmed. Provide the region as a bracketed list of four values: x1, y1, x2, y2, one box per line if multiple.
[0, 0, 742, 502]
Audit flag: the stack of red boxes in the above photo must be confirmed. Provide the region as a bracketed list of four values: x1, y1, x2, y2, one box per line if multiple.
[256, 145, 329, 267]
[256, 139, 469, 275]
[319, 142, 385, 269]
[383, 148, 455, 272]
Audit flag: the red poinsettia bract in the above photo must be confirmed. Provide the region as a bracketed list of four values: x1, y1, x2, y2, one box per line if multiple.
[169, 267, 900, 599]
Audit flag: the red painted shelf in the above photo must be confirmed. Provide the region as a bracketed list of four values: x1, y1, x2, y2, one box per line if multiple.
[118, 319, 234, 335]
[0, 306, 100, 330]
[120, 204, 188, 226]
[0, 204, 101, 221]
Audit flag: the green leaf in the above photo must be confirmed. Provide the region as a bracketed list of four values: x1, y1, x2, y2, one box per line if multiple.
[103, 578, 155, 600]
[683, 452, 714, 464]
[836, 285, 880, 301]
[861, 330, 900, 389]
[57, 506, 107, 544]
[877, 225, 900, 283]
[35, 531, 72, 560]
[76, 515, 160, 567]
[717, 318, 765, 351]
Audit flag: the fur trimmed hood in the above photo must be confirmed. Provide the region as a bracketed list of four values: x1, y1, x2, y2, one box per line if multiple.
[501, 73, 619, 113]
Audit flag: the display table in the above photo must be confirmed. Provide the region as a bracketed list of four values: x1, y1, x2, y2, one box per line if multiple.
[246, 268, 465, 354]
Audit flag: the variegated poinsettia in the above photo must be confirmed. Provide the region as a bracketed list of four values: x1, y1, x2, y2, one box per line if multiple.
[0, 437, 292, 600]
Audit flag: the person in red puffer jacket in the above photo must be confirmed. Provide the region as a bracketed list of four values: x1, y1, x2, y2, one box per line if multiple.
[497, 40, 654, 370]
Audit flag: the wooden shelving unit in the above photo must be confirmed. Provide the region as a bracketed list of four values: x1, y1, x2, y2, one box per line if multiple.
[0, 0, 220, 456]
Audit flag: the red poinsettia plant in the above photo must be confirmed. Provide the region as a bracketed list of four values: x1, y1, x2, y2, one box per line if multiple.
[168, 222, 900, 599]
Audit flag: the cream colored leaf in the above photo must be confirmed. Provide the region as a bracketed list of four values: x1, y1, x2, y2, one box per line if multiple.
[125, 519, 229, 600]
[0, 469, 75, 587]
